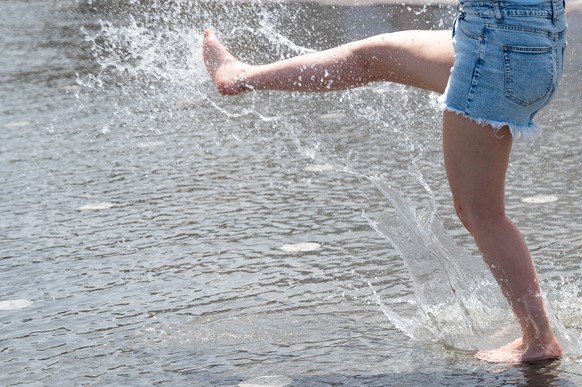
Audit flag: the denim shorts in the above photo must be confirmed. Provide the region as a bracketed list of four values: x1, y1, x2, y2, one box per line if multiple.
[440, 0, 567, 139]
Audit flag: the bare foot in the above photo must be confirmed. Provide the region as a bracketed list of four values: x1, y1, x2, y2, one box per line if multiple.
[476, 337, 563, 364]
[202, 29, 250, 96]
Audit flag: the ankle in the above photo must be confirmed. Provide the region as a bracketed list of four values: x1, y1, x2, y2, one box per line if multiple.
[233, 71, 251, 93]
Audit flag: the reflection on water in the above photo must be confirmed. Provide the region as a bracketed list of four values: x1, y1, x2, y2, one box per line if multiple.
[1, 0, 581, 385]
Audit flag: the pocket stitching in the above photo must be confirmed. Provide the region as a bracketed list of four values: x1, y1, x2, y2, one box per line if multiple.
[503, 45, 554, 107]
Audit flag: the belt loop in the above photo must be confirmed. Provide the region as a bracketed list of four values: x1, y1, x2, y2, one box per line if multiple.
[551, 0, 557, 25]
[493, 1, 503, 22]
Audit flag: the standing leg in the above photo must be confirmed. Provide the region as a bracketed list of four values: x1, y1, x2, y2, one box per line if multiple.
[202, 29, 453, 95]
[442, 111, 563, 363]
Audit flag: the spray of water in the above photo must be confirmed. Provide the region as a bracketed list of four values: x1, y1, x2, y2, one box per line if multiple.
[364, 178, 519, 350]
[365, 177, 582, 354]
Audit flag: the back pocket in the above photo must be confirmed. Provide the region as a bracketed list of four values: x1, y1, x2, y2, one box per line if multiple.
[503, 45, 553, 107]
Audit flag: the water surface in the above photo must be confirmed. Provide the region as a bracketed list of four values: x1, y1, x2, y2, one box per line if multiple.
[1, 1, 582, 385]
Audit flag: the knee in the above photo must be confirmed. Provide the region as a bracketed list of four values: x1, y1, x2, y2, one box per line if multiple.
[348, 42, 375, 76]
[452, 197, 506, 235]
[348, 34, 398, 79]
[452, 199, 473, 233]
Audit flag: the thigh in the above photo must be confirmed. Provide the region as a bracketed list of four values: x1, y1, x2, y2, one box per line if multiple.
[354, 30, 454, 93]
[442, 110, 512, 224]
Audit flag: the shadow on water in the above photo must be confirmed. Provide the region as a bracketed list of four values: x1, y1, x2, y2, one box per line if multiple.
[288, 361, 581, 386]
[1, 0, 582, 385]
[203, 363, 581, 386]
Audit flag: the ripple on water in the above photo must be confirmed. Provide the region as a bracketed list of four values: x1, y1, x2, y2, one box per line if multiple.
[2, 1, 582, 386]
[239, 375, 293, 387]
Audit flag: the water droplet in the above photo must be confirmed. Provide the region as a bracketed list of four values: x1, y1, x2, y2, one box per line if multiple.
[0, 299, 34, 310]
[239, 375, 293, 387]
[279, 242, 321, 252]
[521, 195, 558, 204]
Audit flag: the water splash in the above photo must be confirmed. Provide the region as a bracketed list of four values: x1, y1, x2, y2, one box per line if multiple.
[79, 7, 199, 87]
[365, 178, 520, 350]
[365, 178, 582, 355]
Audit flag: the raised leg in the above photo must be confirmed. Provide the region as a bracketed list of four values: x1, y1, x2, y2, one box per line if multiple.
[442, 111, 562, 363]
[202, 28, 453, 95]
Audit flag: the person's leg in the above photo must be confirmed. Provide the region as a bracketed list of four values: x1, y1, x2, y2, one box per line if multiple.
[442, 111, 562, 363]
[202, 28, 453, 95]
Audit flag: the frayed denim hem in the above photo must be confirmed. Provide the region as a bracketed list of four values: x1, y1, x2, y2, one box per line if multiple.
[440, 104, 542, 141]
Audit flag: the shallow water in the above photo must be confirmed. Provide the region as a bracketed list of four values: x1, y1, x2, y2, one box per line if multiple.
[1, 0, 582, 385]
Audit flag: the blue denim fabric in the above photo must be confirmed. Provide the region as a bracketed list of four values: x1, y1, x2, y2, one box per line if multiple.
[440, 0, 567, 139]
